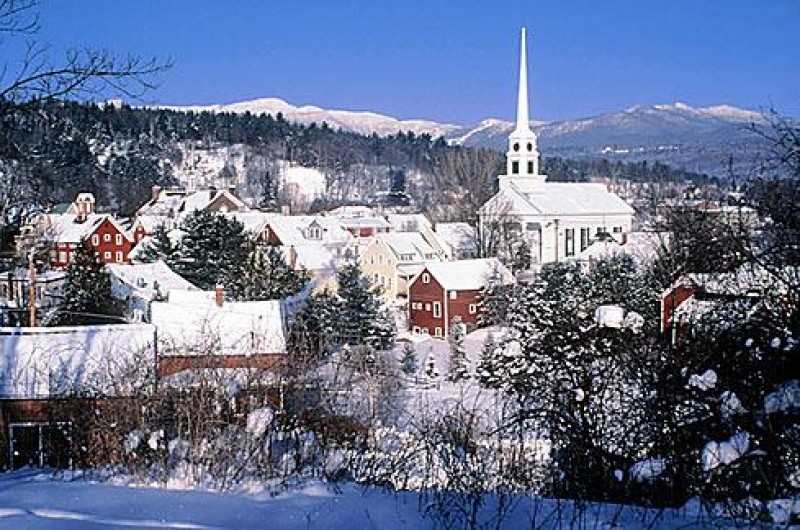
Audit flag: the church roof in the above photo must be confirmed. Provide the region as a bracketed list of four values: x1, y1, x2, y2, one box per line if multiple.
[482, 181, 634, 218]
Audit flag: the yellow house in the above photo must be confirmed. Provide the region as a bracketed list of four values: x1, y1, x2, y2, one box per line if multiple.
[358, 232, 445, 299]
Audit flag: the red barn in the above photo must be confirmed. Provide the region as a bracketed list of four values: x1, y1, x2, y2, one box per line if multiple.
[408, 258, 513, 338]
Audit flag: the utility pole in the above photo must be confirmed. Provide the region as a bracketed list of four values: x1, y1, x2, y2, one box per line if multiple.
[28, 252, 36, 327]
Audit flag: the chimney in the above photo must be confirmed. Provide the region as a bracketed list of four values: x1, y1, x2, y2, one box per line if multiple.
[152, 185, 162, 201]
[215, 285, 224, 308]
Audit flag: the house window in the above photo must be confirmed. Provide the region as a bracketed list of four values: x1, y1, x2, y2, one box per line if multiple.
[527, 161, 534, 174]
[58, 251, 67, 263]
[434, 327, 443, 337]
[115, 251, 123, 262]
[422, 273, 430, 284]
[433, 301, 441, 318]
[104, 251, 111, 261]
[104, 233, 111, 242]
[565, 228, 575, 257]
[511, 161, 519, 174]
[449, 291, 457, 300]
[613, 226, 623, 233]
[425, 303, 431, 311]
[469, 304, 477, 314]
[115, 234, 123, 245]
[580, 228, 590, 251]
[91, 234, 99, 246]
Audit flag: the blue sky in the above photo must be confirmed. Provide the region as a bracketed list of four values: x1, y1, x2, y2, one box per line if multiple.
[37, 0, 800, 124]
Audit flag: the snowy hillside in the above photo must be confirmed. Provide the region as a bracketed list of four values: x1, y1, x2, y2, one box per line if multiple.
[156, 97, 769, 177]
[158, 97, 461, 139]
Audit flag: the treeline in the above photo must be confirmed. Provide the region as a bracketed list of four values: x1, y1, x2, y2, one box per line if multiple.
[0, 99, 712, 226]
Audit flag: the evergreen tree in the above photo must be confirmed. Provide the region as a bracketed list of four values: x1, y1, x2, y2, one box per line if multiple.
[137, 223, 177, 264]
[477, 267, 511, 327]
[448, 317, 469, 381]
[171, 210, 252, 291]
[238, 247, 309, 301]
[477, 331, 500, 386]
[48, 239, 125, 326]
[335, 262, 396, 350]
[399, 342, 418, 376]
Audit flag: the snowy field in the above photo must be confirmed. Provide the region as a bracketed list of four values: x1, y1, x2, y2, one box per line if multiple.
[0, 470, 734, 529]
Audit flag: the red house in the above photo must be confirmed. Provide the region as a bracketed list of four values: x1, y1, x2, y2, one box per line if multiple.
[408, 258, 513, 338]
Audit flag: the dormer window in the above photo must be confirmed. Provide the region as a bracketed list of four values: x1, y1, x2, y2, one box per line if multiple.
[307, 226, 322, 240]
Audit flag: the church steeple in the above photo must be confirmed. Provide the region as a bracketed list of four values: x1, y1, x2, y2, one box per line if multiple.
[503, 27, 543, 186]
[515, 27, 531, 134]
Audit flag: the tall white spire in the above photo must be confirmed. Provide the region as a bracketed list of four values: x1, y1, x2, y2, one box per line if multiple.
[500, 27, 544, 192]
[515, 27, 531, 133]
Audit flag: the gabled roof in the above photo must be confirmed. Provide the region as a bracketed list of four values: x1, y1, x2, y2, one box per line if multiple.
[481, 181, 634, 218]
[265, 214, 352, 247]
[108, 260, 197, 302]
[376, 232, 441, 262]
[46, 214, 131, 244]
[416, 258, 513, 291]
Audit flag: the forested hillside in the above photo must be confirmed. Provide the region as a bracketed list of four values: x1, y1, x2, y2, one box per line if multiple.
[0, 100, 712, 243]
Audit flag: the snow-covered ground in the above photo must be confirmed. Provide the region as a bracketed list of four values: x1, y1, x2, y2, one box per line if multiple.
[0, 470, 729, 529]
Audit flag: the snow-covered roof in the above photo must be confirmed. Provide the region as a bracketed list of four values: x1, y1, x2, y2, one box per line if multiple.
[0, 324, 156, 398]
[385, 213, 432, 232]
[482, 182, 634, 217]
[108, 260, 197, 302]
[151, 290, 286, 356]
[419, 258, 513, 291]
[223, 211, 272, 237]
[434, 222, 477, 251]
[46, 213, 130, 244]
[327, 205, 377, 218]
[339, 217, 392, 230]
[377, 232, 442, 262]
[132, 215, 172, 234]
[266, 214, 352, 247]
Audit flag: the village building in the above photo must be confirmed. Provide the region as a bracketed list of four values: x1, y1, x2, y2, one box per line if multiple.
[433, 222, 478, 260]
[358, 232, 445, 299]
[107, 260, 198, 322]
[0, 323, 156, 469]
[150, 287, 287, 377]
[660, 263, 780, 345]
[478, 29, 634, 266]
[408, 258, 513, 337]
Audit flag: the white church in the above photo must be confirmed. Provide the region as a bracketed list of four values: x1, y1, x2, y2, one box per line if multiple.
[479, 28, 634, 265]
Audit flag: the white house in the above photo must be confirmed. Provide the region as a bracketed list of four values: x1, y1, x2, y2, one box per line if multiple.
[479, 28, 634, 266]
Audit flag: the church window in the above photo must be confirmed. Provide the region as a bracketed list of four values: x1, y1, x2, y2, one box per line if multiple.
[527, 161, 534, 174]
[512, 161, 519, 174]
[565, 228, 575, 257]
[513, 142, 520, 152]
[527, 142, 533, 151]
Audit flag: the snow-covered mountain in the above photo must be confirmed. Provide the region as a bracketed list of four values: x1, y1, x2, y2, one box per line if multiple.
[158, 97, 769, 177]
[158, 97, 461, 139]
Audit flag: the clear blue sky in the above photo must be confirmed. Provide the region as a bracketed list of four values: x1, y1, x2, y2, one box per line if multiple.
[38, 0, 800, 124]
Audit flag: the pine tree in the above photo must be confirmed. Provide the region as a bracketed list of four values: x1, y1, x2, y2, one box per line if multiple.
[171, 210, 252, 291]
[237, 247, 309, 301]
[137, 223, 177, 264]
[48, 239, 125, 326]
[477, 267, 511, 327]
[448, 317, 469, 381]
[335, 262, 396, 350]
[399, 342, 418, 376]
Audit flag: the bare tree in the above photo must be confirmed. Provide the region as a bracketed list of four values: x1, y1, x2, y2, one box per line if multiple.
[0, 0, 171, 109]
[428, 147, 502, 223]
